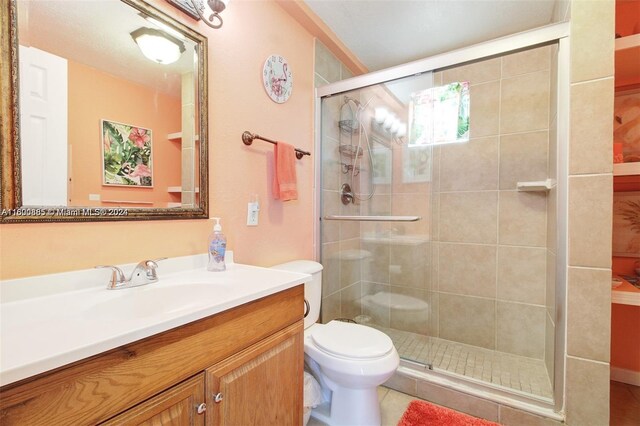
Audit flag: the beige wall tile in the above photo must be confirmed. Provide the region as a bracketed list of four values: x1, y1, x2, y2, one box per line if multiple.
[433, 71, 443, 86]
[546, 186, 557, 253]
[321, 95, 342, 141]
[321, 190, 340, 243]
[549, 45, 559, 125]
[567, 267, 611, 362]
[570, 0, 614, 83]
[553, 0, 570, 22]
[322, 138, 341, 191]
[442, 57, 501, 86]
[340, 282, 362, 320]
[439, 293, 496, 349]
[339, 238, 361, 289]
[497, 246, 546, 305]
[544, 313, 556, 389]
[546, 251, 556, 319]
[499, 131, 548, 190]
[362, 240, 390, 284]
[321, 292, 341, 323]
[321, 242, 340, 296]
[315, 40, 341, 83]
[565, 356, 610, 426]
[501, 71, 550, 134]
[440, 192, 498, 244]
[390, 241, 429, 289]
[314, 72, 329, 88]
[391, 193, 430, 236]
[499, 405, 562, 426]
[415, 380, 499, 421]
[569, 78, 614, 175]
[440, 136, 499, 191]
[497, 302, 545, 358]
[469, 82, 500, 138]
[502, 46, 551, 78]
[439, 243, 497, 298]
[389, 287, 430, 334]
[499, 191, 547, 247]
[568, 174, 612, 268]
[361, 281, 391, 326]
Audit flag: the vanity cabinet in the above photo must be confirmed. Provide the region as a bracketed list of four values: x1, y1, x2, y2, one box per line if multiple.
[0, 286, 304, 425]
[206, 328, 302, 426]
[101, 374, 206, 425]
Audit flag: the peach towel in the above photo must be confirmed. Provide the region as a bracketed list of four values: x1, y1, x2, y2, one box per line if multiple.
[273, 142, 298, 201]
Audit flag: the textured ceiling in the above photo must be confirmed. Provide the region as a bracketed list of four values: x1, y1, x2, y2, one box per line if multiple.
[303, 0, 558, 71]
[17, 0, 198, 97]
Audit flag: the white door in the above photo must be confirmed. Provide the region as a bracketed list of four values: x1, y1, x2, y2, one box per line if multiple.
[19, 45, 68, 206]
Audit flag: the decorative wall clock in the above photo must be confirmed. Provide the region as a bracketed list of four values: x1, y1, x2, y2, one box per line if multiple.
[262, 54, 293, 103]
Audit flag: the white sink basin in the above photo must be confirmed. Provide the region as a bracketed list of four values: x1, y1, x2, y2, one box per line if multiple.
[89, 283, 219, 319]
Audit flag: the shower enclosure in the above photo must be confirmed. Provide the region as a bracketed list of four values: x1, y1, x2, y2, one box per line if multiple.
[316, 25, 568, 414]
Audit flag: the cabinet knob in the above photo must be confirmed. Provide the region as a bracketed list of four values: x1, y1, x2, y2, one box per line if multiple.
[213, 392, 224, 403]
[197, 403, 207, 414]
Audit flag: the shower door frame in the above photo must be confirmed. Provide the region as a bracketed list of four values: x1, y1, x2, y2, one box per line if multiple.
[314, 22, 570, 415]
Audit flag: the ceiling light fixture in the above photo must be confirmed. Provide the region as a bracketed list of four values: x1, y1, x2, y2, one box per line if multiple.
[189, 0, 230, 29]
[131, 28, 185, 65]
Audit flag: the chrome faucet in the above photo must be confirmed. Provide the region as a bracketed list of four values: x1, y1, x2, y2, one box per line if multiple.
[96, 258, 166, 290]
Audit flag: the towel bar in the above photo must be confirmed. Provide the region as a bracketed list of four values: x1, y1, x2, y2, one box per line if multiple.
[242, 131, 311, 160]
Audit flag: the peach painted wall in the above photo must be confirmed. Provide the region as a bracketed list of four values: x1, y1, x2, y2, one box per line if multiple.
[615, 0, 640, 37]
[0, 0, 315, 279]
[68, 60, 182, 207]
[611, 304, 640, 371]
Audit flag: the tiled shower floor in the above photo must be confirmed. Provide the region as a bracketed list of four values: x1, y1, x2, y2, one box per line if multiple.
[378, 326, 553, 399]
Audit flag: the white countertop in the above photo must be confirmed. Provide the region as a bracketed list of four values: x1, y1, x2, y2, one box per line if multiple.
[0, 254, 310, 386]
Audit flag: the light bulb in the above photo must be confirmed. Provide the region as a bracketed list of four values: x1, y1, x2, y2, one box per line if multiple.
[374, 107, 388, 124]
[383, 113, 395, 130]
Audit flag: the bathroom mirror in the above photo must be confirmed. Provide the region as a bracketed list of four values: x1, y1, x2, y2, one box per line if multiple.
[0, 0, 208, 222]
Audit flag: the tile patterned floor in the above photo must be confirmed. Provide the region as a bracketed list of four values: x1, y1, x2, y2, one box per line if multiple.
[379, 326, 554, 399]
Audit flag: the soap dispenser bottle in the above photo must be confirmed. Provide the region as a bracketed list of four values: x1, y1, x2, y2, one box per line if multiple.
[207, 217, 227, 271]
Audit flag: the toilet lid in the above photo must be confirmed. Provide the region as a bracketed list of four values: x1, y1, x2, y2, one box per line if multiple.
[311, 321, 394, 359]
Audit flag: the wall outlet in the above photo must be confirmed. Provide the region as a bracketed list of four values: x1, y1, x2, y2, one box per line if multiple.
[89, 194, 101, 201]
[247, 202, 259, 226]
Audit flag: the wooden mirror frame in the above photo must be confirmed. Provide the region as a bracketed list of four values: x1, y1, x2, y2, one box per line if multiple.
[0, 0, 208, 223]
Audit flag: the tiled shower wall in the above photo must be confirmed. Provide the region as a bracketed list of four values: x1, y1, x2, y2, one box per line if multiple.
[430, 46, 554, 362]
[315, 40, 363, 322]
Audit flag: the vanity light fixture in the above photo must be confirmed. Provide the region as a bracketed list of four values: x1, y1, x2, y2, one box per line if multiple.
[131, 27, 185, 65]
[189, 0, 230, 29]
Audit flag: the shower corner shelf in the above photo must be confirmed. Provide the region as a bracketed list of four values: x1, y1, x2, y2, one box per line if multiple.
[339, 144, 363, 158]
[339, 120, 359, 134]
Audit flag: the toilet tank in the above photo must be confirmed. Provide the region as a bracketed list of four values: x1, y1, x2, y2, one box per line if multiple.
[270, 260, 323, 329]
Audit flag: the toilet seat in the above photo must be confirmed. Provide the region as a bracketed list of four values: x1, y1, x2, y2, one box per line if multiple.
[310, 321, 393, 360]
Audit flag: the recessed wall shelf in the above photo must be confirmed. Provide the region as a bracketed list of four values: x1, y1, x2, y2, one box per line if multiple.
[167, 132, 200, 141]
[613, 162, 640, 176]
[615, 33, 640, 89]
[167, 186, 199, 193]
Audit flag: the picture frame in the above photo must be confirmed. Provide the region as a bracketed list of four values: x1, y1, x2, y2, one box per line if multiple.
[612, 191, 640, 257]
[402, 145, 432, 183]
[101, 119, 154, 188]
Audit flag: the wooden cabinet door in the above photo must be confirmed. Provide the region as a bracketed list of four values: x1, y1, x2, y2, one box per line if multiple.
[101, 374, 206, 426]
[205, 323, 303, 426]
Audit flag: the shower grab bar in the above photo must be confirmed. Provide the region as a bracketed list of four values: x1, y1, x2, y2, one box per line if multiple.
[323, 215, 421, 222]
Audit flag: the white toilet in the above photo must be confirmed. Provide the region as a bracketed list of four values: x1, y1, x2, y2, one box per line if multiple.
[272, 260, 399, 426]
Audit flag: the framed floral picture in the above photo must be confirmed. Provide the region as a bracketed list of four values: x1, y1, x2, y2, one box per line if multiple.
[612, 191, 640, 257]
[101, 119, 153, 187]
